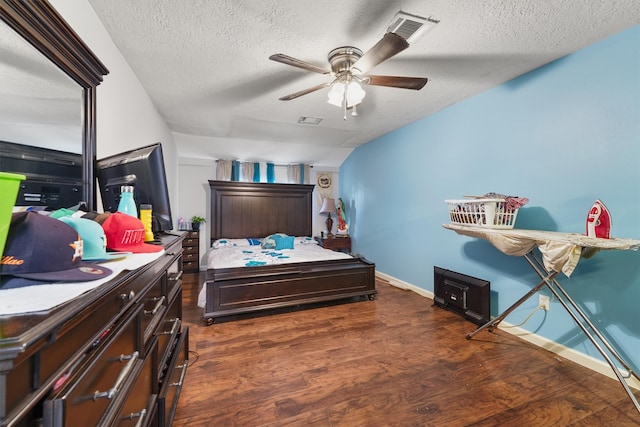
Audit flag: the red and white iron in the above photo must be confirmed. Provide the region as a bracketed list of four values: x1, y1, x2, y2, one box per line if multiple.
[586, 199, 611, 239]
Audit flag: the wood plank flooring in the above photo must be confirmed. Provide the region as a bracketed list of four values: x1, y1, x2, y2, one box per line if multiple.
[173, 273, 640, 426]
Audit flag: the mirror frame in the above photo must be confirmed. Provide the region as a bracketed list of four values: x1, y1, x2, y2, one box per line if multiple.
[0, 0, 108, 209]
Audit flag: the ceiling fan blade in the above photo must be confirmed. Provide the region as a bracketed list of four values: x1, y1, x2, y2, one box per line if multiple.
[269, 54, 331, 75]
[351, 32, 409, 75]
[363, 75, 428, 90]
[279, 82, 333, 101]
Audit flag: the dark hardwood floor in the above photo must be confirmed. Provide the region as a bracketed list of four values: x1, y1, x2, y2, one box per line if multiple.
[173, 273, 639, 426]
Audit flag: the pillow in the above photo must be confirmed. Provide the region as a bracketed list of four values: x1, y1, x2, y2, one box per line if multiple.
[261, 233, 288, 249]
[275, 235, 294, 250]
[295, 236, 318, 245]
[213, 238, 262, 249]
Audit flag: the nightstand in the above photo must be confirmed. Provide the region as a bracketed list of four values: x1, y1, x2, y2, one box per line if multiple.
[182, 230, 200, 273]
[315, 235, 351, 253]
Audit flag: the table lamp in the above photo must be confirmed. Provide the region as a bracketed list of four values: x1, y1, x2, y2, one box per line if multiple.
[320, 198, 337, 237]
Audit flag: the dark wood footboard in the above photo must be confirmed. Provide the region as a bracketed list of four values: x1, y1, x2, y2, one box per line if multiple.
[203, 257, 376, 323]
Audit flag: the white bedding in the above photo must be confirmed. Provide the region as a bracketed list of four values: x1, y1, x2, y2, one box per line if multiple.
[197, 243, 353, 308]
[207, 242, 352, 269]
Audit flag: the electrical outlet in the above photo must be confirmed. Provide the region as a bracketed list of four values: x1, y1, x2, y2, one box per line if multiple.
[538, 294, 550, 311]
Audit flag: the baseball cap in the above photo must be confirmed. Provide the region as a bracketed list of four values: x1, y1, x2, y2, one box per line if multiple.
[101, 212, 163, 254]
[57, 216, 131, 262]
[0, 212, 112, 281]
[81, 211, 112, 225]
[49, 208, 78, 219]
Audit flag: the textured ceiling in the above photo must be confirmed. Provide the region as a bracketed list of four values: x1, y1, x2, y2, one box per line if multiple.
[87, 0, 640, 166]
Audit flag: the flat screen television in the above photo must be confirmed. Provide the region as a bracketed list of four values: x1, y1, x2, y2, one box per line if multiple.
[1, 140, 83, 209]
[96, 143, 173, 234]
[433, 266, 490, 325]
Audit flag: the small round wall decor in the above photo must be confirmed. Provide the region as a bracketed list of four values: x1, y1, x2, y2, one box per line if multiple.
[317, 173, 332, 189]
[317, 173, 332, 198]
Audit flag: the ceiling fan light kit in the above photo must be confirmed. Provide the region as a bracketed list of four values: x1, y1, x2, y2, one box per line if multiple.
[269, 11, 438, 120]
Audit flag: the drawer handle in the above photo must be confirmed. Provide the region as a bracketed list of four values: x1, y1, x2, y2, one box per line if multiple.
[170, 361, 188, 388]
[144, 295, 166, 315]
[168, 270, 183, 282]
[92, 351, 139, 400]
[120, 290, 135, 301]
[125, 408, 147, 427]
[159, 317, 181, 336]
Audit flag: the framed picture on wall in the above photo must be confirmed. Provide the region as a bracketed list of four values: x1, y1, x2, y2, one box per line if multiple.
[317, 173, 332, 198]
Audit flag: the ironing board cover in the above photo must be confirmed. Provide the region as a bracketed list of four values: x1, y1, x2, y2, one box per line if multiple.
[443, 224, 640, 277]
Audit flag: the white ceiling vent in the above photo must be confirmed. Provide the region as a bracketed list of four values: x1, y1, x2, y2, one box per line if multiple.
[298, 116, 323, 125]
[387, 11, 439, 44]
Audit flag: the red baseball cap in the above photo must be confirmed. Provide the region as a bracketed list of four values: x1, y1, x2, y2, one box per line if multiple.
[101, 212, 163, 254]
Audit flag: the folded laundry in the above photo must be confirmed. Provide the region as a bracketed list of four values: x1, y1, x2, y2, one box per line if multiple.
[483, 192, 529, 210]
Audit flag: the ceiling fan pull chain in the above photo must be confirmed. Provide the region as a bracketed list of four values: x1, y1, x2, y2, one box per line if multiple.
[343, 89, 348, 121]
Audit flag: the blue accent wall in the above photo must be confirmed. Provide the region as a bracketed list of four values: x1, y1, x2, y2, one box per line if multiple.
[340, 25, 640, 371]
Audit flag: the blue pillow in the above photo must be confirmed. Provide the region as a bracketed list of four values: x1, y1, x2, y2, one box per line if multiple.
[261, 233, 288, 249]
[274, 235, 294, 250]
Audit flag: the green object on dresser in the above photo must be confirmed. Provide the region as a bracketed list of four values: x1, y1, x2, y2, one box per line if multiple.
[0, 171, 26, 256]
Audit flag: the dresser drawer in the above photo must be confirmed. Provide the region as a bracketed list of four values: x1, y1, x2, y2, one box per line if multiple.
[183, 237, 198, 247]
[156, 289, 182, 378]
[182, 245, 198, 256]
[157, 328, 189, 427]
[185, 231, 199, 240]
[183, 260, 199, 273]
[182, 250, 199, 263]
[104, 340, 157, 427]
[141, 275, 167, 348]
[44, 306, 141, 427]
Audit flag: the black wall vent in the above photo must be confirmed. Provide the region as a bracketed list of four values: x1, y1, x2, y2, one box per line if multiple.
[433, 266, 490, 325]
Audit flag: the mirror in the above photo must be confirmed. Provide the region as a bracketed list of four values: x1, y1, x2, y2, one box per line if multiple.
[0, 20, 82, 154]
[0, 0, 108, 209]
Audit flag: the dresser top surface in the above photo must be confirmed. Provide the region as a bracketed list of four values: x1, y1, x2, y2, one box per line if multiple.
[0, 232, 185, 352]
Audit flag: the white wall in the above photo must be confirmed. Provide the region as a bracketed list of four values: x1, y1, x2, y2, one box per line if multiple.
[50, 0, 179, 218]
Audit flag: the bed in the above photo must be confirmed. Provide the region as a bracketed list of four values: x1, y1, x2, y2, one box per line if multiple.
[199, 180, 376, 324]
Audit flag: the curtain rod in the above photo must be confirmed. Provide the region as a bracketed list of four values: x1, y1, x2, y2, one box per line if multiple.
[215, 160, 313, 167]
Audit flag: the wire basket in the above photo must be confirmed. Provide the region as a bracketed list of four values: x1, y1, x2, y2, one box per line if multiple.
[445, 198, 519, 229]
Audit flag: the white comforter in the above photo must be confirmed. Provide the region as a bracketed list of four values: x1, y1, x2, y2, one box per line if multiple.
[206, 243, 352, 269]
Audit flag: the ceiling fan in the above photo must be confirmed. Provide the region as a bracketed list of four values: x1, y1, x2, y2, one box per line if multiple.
[269, 11, 439, 120]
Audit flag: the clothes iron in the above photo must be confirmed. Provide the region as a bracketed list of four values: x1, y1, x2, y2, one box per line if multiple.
[586, 199, 611, 239]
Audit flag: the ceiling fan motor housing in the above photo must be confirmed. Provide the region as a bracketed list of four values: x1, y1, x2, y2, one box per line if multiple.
[328, 46, 363, 78]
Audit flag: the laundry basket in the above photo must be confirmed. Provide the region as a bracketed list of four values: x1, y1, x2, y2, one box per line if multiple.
[445, 198, 519, 229]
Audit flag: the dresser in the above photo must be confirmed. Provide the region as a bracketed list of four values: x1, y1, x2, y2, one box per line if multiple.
[0, 233, 188, 427]
[182, 231, 200, 273]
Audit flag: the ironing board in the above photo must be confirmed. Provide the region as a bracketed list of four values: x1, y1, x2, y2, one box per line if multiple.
[443, 223, 640, 413]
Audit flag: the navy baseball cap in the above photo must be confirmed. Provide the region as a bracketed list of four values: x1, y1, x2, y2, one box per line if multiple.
[0, 212, 112, 282]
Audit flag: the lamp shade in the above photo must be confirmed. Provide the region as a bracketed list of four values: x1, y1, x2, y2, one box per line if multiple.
[345, 81, 365, 107]
[327, 83, 344, 107]
[327, 82, 365, 108]
[319, 198, 337, 215]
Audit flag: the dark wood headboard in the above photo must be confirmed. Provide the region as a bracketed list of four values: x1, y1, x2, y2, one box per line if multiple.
[208, 180, 314, 245]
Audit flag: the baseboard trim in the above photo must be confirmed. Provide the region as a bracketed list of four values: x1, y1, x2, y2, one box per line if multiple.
[376, 270, 640, 392]
[375, 271, 434, 299]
